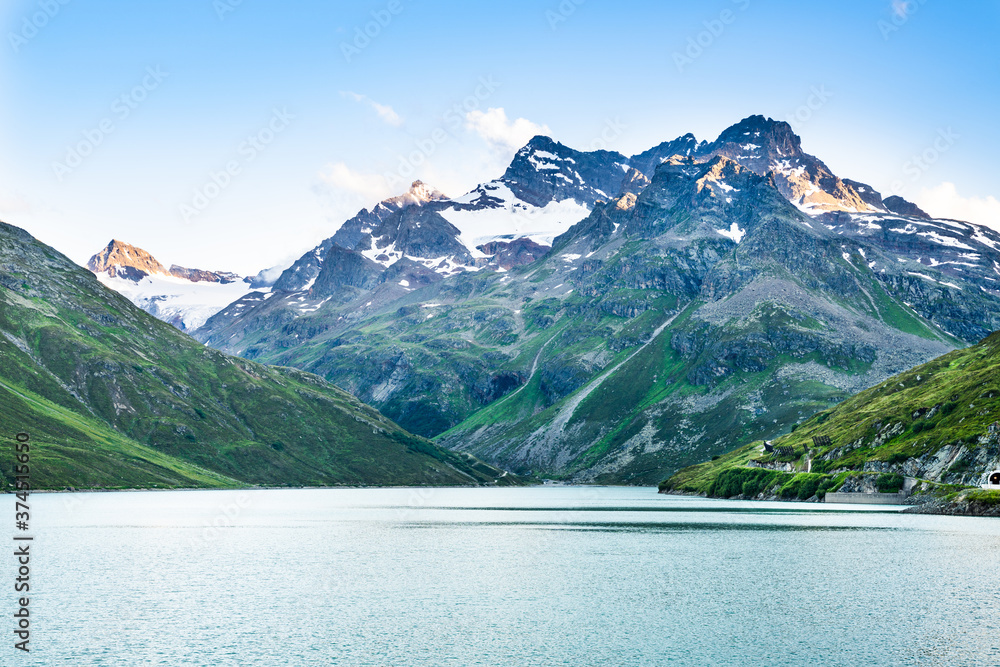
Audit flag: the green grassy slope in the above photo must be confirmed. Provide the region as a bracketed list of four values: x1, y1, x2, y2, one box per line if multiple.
[662, 331, 1000, 496]
[0, 378, 239, 489]
[0, 221, 518, 490]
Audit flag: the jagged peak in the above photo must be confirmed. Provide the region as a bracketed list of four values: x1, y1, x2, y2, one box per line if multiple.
[646, 133, 699, 150]
[407, 180, 448, 202]
[520, 135, 561, 152]
[379, 181, 449, 211]
[102, 238, 145, 255]
[883, 195, 931, 219]
[515, 134, 625, 160]
[87, 239, 168, 279]
[659, 154, 694, 167]
[711, 115, 802, 153]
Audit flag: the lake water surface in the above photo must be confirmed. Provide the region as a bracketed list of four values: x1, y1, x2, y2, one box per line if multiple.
[6, 486, 1000, 666]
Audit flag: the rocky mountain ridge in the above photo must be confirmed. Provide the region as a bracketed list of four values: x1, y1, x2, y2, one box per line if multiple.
[192, 116, 908, 355]
[88, 239, 245, 284]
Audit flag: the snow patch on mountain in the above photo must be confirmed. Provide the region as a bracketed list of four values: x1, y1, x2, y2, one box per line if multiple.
[96, 272, 259, 331]
[716, 223, 747, 244]
[917, 231, 975, 251]
[441, 182, 591, 250]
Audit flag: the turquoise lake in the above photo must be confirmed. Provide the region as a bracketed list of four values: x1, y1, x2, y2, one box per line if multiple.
[6, 486, 1000, 666]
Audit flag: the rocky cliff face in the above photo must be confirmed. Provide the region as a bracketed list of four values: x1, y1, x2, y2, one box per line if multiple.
[500, 135, 633, 207]
[168, 265, 243, 284]
[694, 115, 884, 214]
[883, 195, 931, 219]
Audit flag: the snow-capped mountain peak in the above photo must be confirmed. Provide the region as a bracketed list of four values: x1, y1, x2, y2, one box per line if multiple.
[378, 180, 450, 212]
[697, 115, 886, 215]
[88, 239, 170, 281]
[269, 139, 633, 296]
[86, 240, 257, 331]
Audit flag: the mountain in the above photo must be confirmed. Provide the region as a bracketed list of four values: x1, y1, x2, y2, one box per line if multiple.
[124, 116, 906, 343]
[190, 138, 683, 354]
[174, 117, 896, 347]
[435, 155, 993, 482]
[243, 137, 636, 297]
[191, 145, 629, 353]
[662, 330, 1000, 502]
[627, 116, 885, 214]
[194, 116, 924, 357]
[185, 115, 1000, 484]
[87, 239, 258, 331]
[88, 239, 171, 281]
[0, 221, 516, 490]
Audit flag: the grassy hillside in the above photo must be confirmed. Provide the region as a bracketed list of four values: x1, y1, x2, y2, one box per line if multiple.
[662, 331, 1000, 497]
[0, 221, 517, 490]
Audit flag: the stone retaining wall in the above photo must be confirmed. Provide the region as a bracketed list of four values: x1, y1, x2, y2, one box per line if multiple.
[824, 492, 906, 505]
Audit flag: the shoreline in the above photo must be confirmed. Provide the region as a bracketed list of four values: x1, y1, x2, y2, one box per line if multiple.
[660, 488, 1000, 517]
[5, 484, 511, 495]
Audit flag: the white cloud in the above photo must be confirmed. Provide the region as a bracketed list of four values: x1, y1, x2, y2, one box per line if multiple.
[340, 91, 403, 127]
[465, 108, 551, 152]
[916, 182, 1000, 231]
[318, 162, 392, 202]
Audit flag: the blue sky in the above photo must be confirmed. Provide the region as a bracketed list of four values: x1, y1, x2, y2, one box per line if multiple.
[2, 0, 998, 274]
